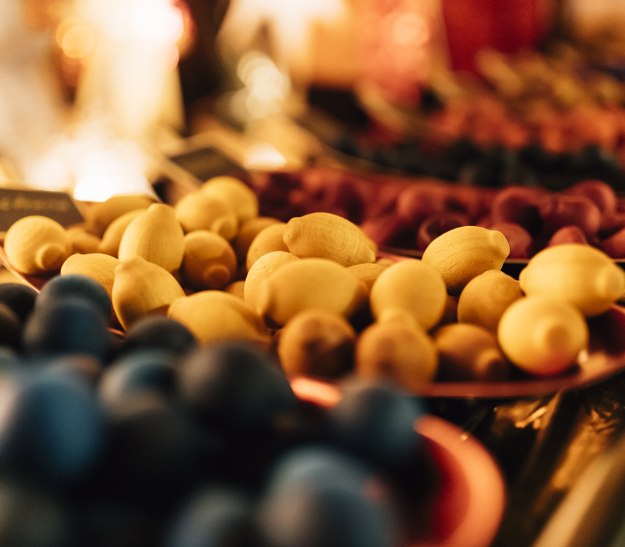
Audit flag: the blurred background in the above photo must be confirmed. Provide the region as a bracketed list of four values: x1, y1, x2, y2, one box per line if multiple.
[2, 0, 625, 200]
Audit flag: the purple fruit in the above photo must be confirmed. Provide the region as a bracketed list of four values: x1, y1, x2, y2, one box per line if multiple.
[547, 225, 588, 247]
[395, 182, 451, 227]
[566, 179, 617, 218]
[488, 222, 532, 259]
[417, 212, 469, 251]
[539, 194, 601, 237]
[600, 226, 625, 257]
[490, 186, 545, 234]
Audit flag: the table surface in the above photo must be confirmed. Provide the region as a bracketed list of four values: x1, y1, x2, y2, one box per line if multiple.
[428, 370, 625, 547]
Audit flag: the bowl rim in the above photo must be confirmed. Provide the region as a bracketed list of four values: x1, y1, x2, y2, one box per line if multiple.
[290, 377, 506, 547]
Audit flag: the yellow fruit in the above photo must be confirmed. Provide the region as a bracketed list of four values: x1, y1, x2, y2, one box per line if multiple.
[66, 225, 101, 254]
[498, 296, 588, 377]
[346, 262, 389, 294]
[277, 309, 356, 378]
[4, 216, 73, 275]
[245, 223, 288, 271]
[258, 258, 366, 326]
[118, 203, 185, 272]
[458, 269, 523, 331]
[168, 290, 270, 346]
[98, 209, 143, 257]
[370, 259, 447, 331]
[181, 231, 237, 290]
[519, 243, 625, 317]
[421, 226, 510, 294]
[234, 216, 281, 265]
[174, 190, 238, 239]
[355, 321, 438, 389]
[83, 194, 154, 236]
[433, 323, 510, 381]
[200, 176, 259, 223]
[244, 251, 299, 312]
[283, 212, 376, 267]
[112, 256, 185, 330]
[61, 252, 118, 298]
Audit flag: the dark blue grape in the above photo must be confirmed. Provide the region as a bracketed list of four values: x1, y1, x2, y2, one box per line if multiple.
[0, 372, 106, 487]
[178, 342, 297, 437]
[167, 488, 262, 547]
[36, 274, 111, 320]
[97, 396, 217, 501]
[0, 303, 21, 349]
[99, 350, 177, 408]
[0, 283, 38, 324]
[327, 382, 425, 470]
[265, 446, 376, 495]
[23, 299, 112, 362]
[120, 316, 197, 357]
[45, 355, 103, 389]
[258, 447, 399, 547]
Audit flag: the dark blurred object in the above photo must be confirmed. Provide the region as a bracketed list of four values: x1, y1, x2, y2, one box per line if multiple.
[177, 0, 230, 121]
[306, 87, 371, 130]
[167, 144, 243, 182]
[532, 418, 625, 547]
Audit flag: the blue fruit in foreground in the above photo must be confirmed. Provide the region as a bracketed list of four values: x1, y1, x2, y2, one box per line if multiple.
[0, 373, 105, 487]
[120, 316, 198, 357]
[258, 447, 399, 547]
[0, 282, 37, 323]
[178, 342, 297, 435]
[36, 274, 111, 320]
[328, 382, 425, 468]
[23, 299, 112, 362]
[167, 488, 262, 547]
[99, 350, 177, 408]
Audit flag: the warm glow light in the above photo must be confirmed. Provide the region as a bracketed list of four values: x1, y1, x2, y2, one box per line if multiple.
[230, 51, 291, 121]
[56, 18, 95, 60]
[82, 0, 184, 45]
[219, 0, 347, 69]
[289, 377, 342, 407]
[243, 143, 288, 170]
[74, 0, 186, 141]
[392, 12, 430, 47]
[26, 121, 155, 202]
[72, 142, 152, 202]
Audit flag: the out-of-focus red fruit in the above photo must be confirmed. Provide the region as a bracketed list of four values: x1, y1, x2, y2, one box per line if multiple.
[539, 194, 602, 238]
[417, 212, 469, 251]
[361, 214, 416, 249]
[547, 225, 588, 248]
[490, 186, 545, 234]
[600, 227, 625, 258]
[443, 185, 483, 222]
[600, 212, 625, 237]
[488, 222, 532, 259]
[395, 182, 451, 228]
[475, 215, 493, 228]
[566, 179, 618, 226]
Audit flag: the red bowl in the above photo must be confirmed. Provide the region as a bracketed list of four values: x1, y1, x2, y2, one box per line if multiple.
[291, 377, 506, 547]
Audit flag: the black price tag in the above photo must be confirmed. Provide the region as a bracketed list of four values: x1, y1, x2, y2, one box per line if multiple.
[0, 188, 83, 234]
[168, 145, 243, 181]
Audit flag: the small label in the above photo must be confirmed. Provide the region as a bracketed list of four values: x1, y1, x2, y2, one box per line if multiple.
[0, 188, 83, 234]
